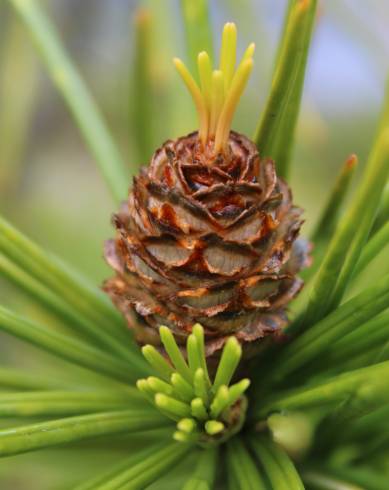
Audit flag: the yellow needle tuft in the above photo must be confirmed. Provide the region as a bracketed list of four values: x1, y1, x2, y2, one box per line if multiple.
[173, 23, 254, 153]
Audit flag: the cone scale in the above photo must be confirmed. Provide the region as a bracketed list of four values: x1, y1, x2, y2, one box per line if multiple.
[104, 23, 309, 359]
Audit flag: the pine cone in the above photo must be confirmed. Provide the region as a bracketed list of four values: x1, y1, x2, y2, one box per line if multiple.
[104, 23, 310, 359]
[104, 131, 309, 357]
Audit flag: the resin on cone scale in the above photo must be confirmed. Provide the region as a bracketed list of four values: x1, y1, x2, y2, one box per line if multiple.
[104, 23, 309, 358]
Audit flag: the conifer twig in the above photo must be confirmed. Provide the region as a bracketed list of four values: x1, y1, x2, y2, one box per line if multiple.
[0, 390, 145, 417]
[276, 273, 389, 379]
[254, 0, 317, 179]
[0, 216, 147, 372]
[87, 441, 191, 489]
[0, 306, 144, 384]
[226, 438, 266, 489]
[302, 120, 389, 328]
[73, 443, 167, 490]
[0, 253, 142, 365]
[183, 447, 218, 489]
[0, 410, 168, 457]
[249, 438, 304, 490]
[0, 367, 58, 391]
[311, 154, 358, 243]
[259, 360, 389, 416]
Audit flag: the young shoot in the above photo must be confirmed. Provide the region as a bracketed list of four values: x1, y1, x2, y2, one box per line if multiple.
[137, 324, 250, 445]
[174, 23, 254, 153]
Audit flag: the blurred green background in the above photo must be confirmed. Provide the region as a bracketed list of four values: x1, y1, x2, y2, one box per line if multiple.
[0, 0, 388, 487]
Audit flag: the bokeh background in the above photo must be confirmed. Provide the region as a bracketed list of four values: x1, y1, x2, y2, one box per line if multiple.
[0, 0, 389, 487]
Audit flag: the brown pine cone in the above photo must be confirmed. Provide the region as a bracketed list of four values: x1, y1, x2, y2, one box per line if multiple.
[104, 130, 309, 358]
